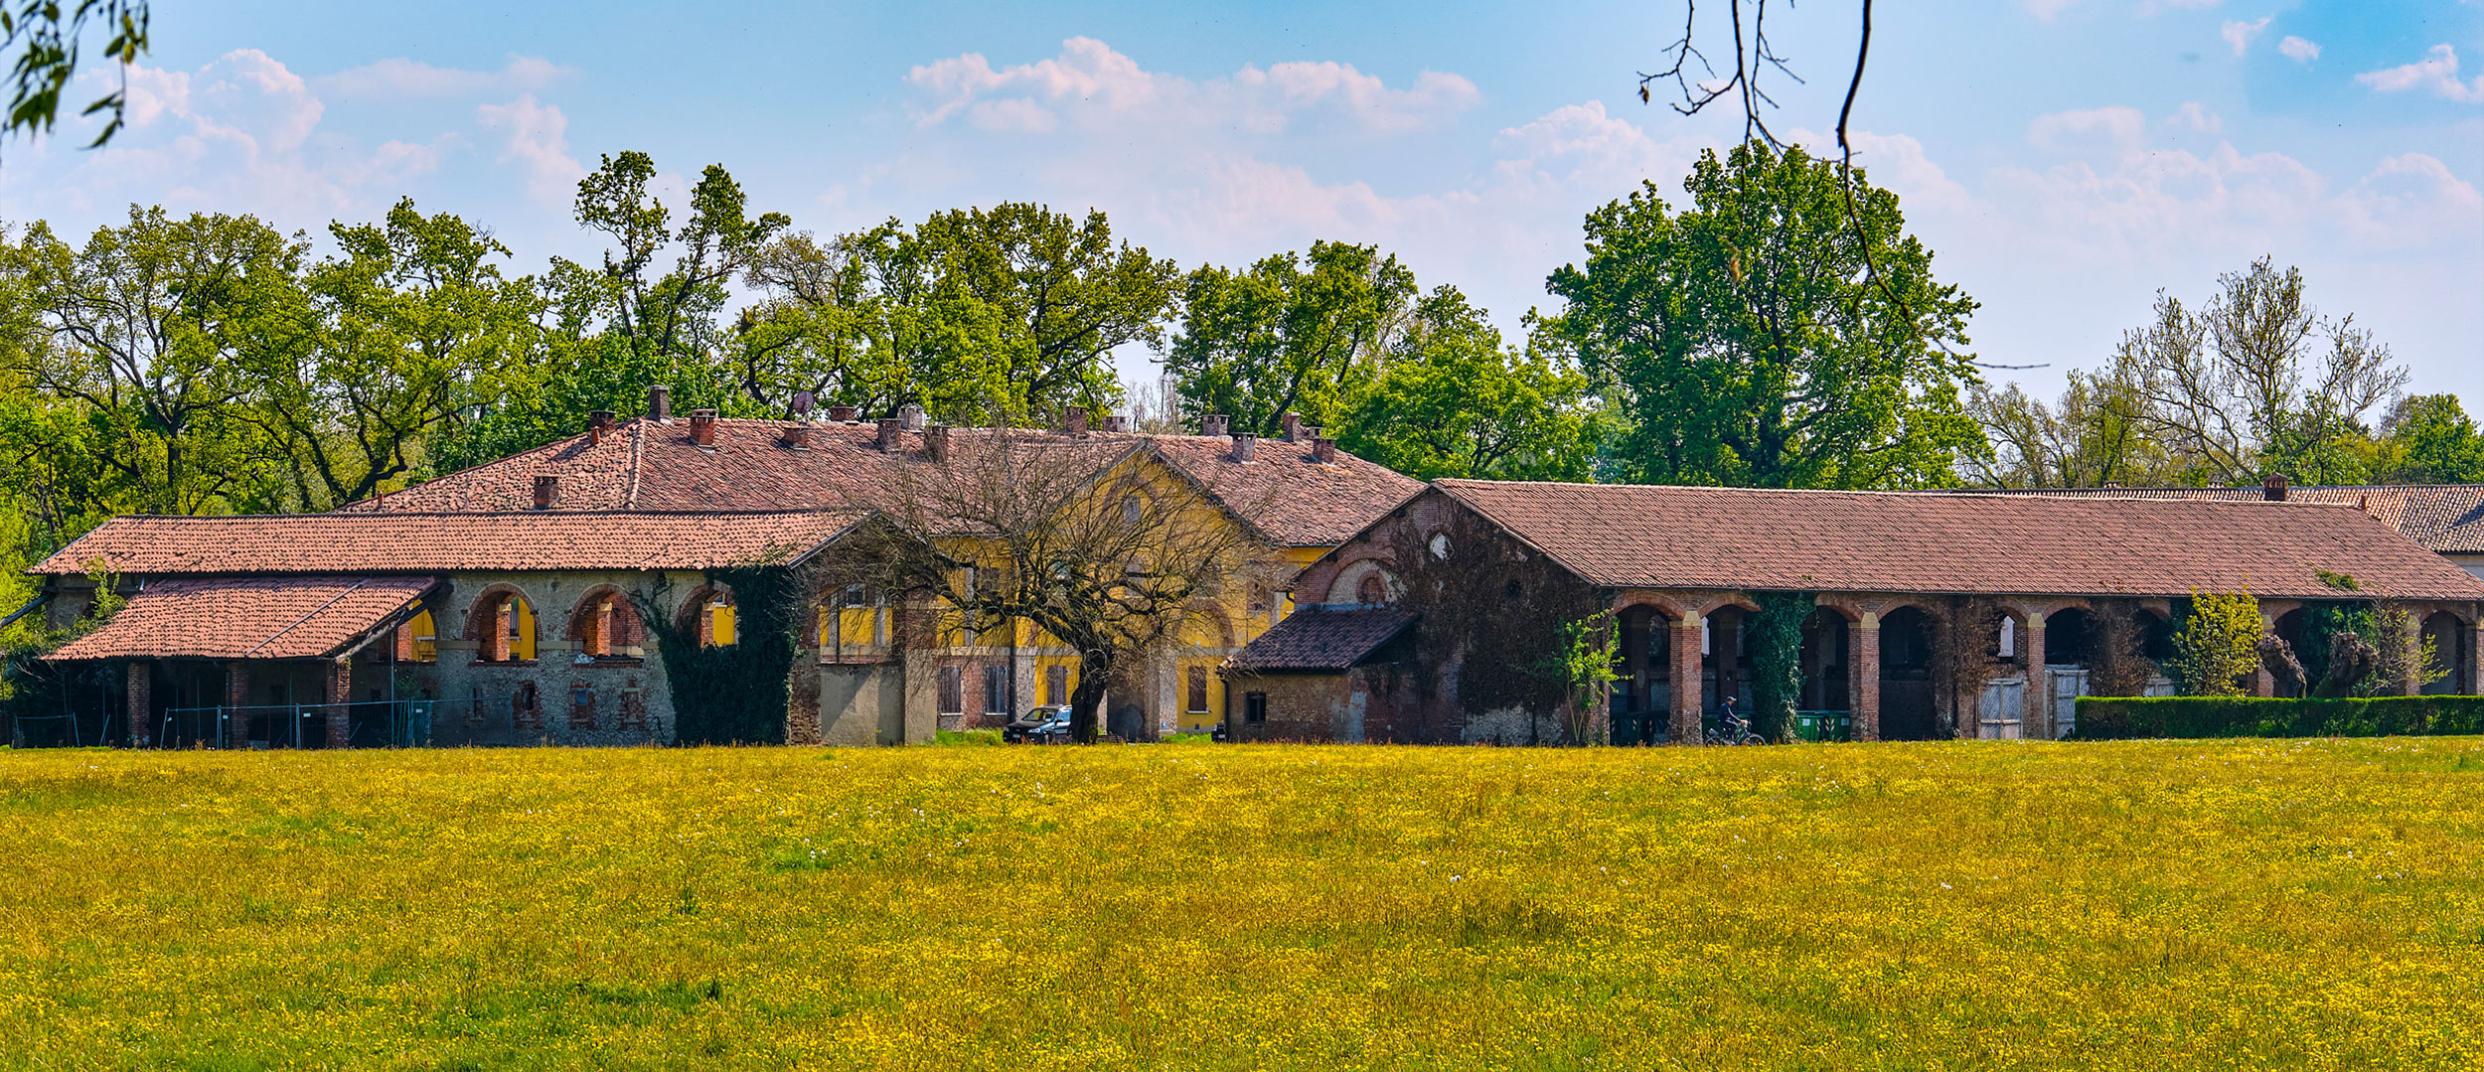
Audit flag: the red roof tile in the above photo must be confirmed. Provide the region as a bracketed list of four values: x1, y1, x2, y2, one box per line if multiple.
[1978, 485, 2484, 555]
[1433, 480, 2484, 601]
[32, 510, 868, 576]
[350, 418, 1421, 548]
[48, 575, 432, 661]
[1228, 607, 1416, 672]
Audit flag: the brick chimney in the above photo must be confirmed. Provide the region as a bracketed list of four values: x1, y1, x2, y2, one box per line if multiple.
[533, 474, 559, 510]
[2262, 473, 2289, 502]
[1281, 413, 1304, 442]
[1231, 433, 1257, 463]
[588, 410, 614, 446]
[1203, 414, 1229, 437]
[827, 405, 858, 422]
[648, 384, 671, 422]
[1063, 409, 1089, 436]
[1300, 424, 1322, 444]
[899, 403, 927, 431]
[689, 409, 719, 446]
[877, 418, 903, 451]
[925, 424, 951, 462]
[1103, 415, 1131, 433]
[780, 423, 812, 450]
[1311, 437, 1337, 463]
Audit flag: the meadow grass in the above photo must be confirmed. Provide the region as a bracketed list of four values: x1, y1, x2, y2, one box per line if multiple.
[2, 738, 2479, 1070]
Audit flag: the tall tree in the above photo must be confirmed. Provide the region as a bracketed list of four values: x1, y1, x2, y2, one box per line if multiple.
[1543, 142, 1982, 489]
[2370, 394, 2484, 484]
[2111, 257, 2405, 486]
[1965, 371, 2178, 488]
[1340, 287, 1605, 481]
[1164, 240, 1417, 437]
[2, 0, 149, 148]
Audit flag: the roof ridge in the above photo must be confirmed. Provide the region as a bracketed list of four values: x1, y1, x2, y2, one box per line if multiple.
[1439, 478, 2389, 511]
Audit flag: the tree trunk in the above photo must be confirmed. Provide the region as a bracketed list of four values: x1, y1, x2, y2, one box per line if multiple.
[1069, 650, 1112, 744]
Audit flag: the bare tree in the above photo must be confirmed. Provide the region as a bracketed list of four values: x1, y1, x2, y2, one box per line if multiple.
[862, 427, 1274, 743]
[2111, 257, 2405, 486]
[1965, 372, 2178, 488]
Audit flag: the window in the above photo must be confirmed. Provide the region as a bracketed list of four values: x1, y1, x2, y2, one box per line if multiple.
[1044, 665, 1068, 706]
[1503, 579, 1523, 600]
[1244, 691, 1268, 724]
[937, 666, 964, 715]
[1247, 585, 1270, 616]
[474, 591, 537, 663]
[569, 684, 597, 729]
[402, 609, 439, 664]
[705, 597, 737, 648]
[1122, 493, 1144, 525]
[1427, 532, 1452, 560]
[1185, 667, 1210, 715]
[983, 666, 1009, 714]
[574, 592, 642, 661]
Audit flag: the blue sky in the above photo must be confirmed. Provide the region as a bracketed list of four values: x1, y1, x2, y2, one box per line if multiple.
[3, 0, 2478, 405]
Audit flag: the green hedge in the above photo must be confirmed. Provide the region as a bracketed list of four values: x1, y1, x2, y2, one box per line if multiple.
[2072, 695, 2484, 740]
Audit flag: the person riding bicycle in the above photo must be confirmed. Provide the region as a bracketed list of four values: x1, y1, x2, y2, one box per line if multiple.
[1718, 696, 1745, 735]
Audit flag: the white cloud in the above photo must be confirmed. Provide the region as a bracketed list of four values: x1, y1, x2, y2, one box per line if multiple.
[906, 36, 1479, 136]
[476, 94, 585, 206]
[2355, 44, 2484, 103]
[2220, 16, 2271, 57]
[2165, 100, 2222, 134]
[2023, 0, 2081, 20]
[2277, 36, 2321, 64]
[318, 55, 571, 99]
[2027, 106, 2148, 156]
[2336, 153, 2484, 248]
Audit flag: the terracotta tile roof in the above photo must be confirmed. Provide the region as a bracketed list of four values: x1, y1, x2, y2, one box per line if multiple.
[1228, 606, 1416, 672]
[48, 575, 433, 661]
[32, 510, 869, 576]
[350, 418, 1421, 548]
[1432, 480, 2484, 601]
[1977, 485, 2484, 555]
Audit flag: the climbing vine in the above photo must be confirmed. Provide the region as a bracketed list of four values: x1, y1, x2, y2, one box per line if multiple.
[1548, 610, 1620, 745]
[1745, 592, 1813, 742]
[636, 565, 804, 745]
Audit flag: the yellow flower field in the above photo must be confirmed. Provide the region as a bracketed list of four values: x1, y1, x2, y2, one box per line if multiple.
[3, 739, 2480, 1070]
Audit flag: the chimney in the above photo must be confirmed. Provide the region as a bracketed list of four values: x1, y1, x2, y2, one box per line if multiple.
[1063, 409, 1089, 436]
[925, 424, 951, 462]
[1300, 425, 1322, 444]
[587, 410, 615, 446]
[689, 409, 719, 446]
[1103, 415, 1131, 433]
[1203, 414, 1229, 437]
[1281, 413, 1304, 442]
[1231, 433, 1257, 463]
[827, 405, 857, 422]
[877, 418, 903, 451]
[648, 384, 672, 422]
[1311, 437, 1337, 463]
[899, 403, 927, 431]
[2262, 473, 2289, 502]
[780, 423, 812, 450]
[533, 474, 559, 510]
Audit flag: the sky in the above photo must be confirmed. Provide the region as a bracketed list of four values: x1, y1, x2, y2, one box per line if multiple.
[2, 0, 2479, 407]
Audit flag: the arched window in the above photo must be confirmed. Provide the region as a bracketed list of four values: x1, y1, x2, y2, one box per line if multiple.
[682, 586, 737, 648]
[399, 609, 440, 664]
[469, 590, 538, 664]
[568, 590, 644, 662]
[1356, 572, 1389, 606]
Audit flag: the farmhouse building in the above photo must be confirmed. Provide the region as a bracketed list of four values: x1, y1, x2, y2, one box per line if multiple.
[29, 390, 1419, 747]
[1226, 480, 2484, 745]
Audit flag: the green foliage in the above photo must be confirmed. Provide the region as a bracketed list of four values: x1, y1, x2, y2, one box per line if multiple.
[1541, 141, 1984, 489]
[1547, 611, 1621, 745]
[934, 728, 1004, 747]
[2072, 695, 2484, 740]
[1745, 594, 1813, 741]
[2370, 393, 2484, 484]
[1337, 286, 1605, 481]
[2168, 591, 2264, 697]
[2, 0, 148, 147]
[637, 567, 801, 746]
[1166, 240, 1416, 437]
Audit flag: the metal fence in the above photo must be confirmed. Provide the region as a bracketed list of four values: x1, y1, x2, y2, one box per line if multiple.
[154, 697, 478, 749]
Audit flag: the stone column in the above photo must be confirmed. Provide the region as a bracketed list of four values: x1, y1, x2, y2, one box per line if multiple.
[2468, 617, 2483, 696]
[2252, 611, 2278, 698]
[2022, 611, 2048, 739]
[1669, 612, 1705, 745]
[324, 656, 354, 748]
[224, 661, 253, 748]
[125, 661, 153, 748]
[1850, 614, 1882, 742]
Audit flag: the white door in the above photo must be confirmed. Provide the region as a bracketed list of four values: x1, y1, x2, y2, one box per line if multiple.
[2047, 667, 2090, 740]
[1978, 678, 2024, 739]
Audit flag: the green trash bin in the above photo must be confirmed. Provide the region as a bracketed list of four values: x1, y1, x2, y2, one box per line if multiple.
[1827, 712, 1853, 742]
[1793, 710, 1825, 742]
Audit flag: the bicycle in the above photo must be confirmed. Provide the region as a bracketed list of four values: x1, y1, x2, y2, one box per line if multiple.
[1704, 709, 1766, 746]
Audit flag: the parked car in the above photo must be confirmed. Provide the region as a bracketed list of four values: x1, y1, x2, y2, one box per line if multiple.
[1004, 705, 1074, 743]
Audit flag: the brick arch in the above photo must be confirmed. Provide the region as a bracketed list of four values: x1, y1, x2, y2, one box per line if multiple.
[564, 584, 646, 658]
[673, 582, 735, 633]
[463, 584, 538, 664]
[1182, 601, 1238, 649]
[1612, 593, 1687, 621]
[1695, 593, 1762, 617]
[1326, 554, 1401, 606]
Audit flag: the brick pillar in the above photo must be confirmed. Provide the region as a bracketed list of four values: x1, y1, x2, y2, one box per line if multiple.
[125, 661, 153, 748]
[1669, 613, 1705, 745]
[2468, 618, 2483, 696]
[324, 656, 353, 748]
[1851, 615, 1882, 742]
[481, 600, 511, 663]
[2252, 611, 2277, 698]
[225, 661, 253, 748]
[2022, 612, 2048, 739]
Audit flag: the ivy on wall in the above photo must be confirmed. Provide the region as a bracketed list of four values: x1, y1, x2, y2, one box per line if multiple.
[636, 565, 803, 745]
[1745, 592, 1813, 742]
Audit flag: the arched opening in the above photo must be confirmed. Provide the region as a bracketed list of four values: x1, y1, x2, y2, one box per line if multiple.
[1799, 607, 1851, 714]
[2041, 606, 2094, 739]
[1975, 607, 2031, 738]
[398, 609, 440, 664]
[1703, 605, 1752, 722]
[2422, 612, 2473, 695]
[2271, 606, 2317, 697]
[468, 589, 538, 664]
[1612, 605, 1673, 745]
[680, 585, 737, 648]
[1879, 606, 1938, 740]
[1356, 572, 1389, 606]
[567, 589, 645, 663]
